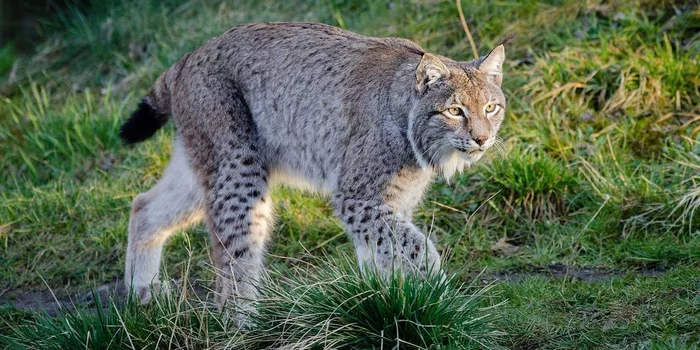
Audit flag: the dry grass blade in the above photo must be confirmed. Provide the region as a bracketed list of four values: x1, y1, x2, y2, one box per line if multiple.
[456, 0, 479, 59]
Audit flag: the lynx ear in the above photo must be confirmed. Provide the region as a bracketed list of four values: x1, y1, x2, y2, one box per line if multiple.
[416, 53, 450, 92]
[478, 45, 505, 87]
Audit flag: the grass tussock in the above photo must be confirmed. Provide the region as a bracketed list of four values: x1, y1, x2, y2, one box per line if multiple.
[246, 260, 501, 349]
[1, 259, 501, 349]
[483, 147, 577, 222]
[1, 290, 235, 350]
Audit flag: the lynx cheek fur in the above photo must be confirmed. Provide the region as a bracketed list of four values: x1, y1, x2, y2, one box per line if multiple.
[120, 22, 507, 307]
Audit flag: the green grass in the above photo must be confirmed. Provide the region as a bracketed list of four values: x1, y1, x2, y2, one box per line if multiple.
[0, 43, 16, 78]
[247, 259, 501, 349]
[1, 0, 699, 348]
[496, 265, 699, 349]
[1, 258, 502, 349]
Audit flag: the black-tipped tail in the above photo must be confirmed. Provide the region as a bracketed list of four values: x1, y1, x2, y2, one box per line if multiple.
[119, 100, 169, 144]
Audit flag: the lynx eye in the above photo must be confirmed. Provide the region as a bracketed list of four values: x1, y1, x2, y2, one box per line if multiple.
[484, 103, 500, 115]
[443, 107, 464, 118]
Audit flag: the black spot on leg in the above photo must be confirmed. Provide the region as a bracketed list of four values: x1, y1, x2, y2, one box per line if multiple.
[364, 235, 369, 245]
[233, 246, 249, 259]
[224, 217, 235, 224]
[241, 157, 255, 166]
[360, 212, 371, 223]
[377, 237, 383, 246]
[230, 205, 239, 211]
[222, 234, 236, 249]
[347, 216, 355, 224]
[247, 190, 260, 198]
[238, 213, 247, 220]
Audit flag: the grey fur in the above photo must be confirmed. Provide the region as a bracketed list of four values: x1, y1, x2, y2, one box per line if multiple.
[124, 22, 507, 312]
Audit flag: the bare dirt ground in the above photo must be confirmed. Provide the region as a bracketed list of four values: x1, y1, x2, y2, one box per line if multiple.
[1, 265, 666, 316]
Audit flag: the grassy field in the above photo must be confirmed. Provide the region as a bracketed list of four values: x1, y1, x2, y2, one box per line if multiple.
[1, 0, 699, 348]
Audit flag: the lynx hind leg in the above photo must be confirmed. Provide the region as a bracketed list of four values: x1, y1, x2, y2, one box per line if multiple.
[125, 139, 205, 304]
[206, 143, 273, 313]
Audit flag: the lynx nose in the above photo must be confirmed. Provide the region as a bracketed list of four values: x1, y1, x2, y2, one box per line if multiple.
[472, 135, 488, 146]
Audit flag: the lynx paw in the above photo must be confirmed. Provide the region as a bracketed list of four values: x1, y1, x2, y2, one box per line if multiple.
[127, 280, 161, 305]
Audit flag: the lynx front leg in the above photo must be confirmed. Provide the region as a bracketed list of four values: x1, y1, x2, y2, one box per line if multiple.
[335, 198, 441, 275]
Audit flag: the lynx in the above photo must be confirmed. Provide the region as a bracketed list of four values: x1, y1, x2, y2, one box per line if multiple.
[120, 22, 507, 308]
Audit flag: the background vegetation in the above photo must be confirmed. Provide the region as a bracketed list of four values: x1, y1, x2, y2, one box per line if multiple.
[0, 0, 698, 348]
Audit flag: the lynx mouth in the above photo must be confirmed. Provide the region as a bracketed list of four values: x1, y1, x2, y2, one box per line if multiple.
[454, 147, 485, 162]
[454, 146, 483, 156]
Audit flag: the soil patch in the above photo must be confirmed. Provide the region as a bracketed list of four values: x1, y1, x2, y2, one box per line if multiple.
[1, 265, 668, 314]
[475, 263, 666, 283]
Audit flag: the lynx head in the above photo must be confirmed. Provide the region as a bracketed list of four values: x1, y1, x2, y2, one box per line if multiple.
[407, 45, 506, 178]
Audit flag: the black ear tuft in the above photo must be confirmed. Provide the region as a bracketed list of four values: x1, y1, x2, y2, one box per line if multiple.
[497, 33, 517, 47]
[119, 100, 169, 145]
